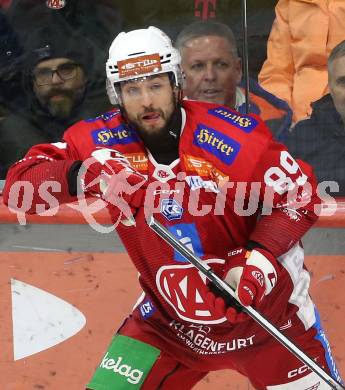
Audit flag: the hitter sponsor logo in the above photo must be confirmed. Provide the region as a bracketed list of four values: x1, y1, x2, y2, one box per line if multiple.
[99, 353, 144, 385]
[92, 124, 139, 146]
[208, 107, 258, 132]
[193, 124, 241, 165]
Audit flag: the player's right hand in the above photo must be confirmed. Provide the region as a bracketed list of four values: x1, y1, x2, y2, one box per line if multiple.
[205, 246, 280, 323]
[80, 148, 147, 217]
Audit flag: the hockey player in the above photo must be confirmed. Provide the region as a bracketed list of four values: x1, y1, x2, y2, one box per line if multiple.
[3, 27, 342, 389]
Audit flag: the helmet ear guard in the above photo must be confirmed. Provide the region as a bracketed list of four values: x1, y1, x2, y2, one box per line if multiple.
[106, 78, 118, 106]
[106, 26, 183, 106]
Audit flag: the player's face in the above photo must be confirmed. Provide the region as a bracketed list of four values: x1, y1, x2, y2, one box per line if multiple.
[329, 55, 345, 122]
[33, 57, 87, 119]
[121, 74, 176, 136]
[181, 35, 242, 107]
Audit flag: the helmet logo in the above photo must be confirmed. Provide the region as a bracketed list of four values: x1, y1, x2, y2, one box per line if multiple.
[46, 0, 66, 9]
[118, 54, 162, 79]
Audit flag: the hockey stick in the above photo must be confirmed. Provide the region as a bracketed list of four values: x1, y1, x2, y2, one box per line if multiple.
[241, 0, 250, 114]
[148, 216, 344, 390]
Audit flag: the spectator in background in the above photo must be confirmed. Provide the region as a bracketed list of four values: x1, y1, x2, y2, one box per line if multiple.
[0, 25, 110, 179]
[0, 9, 24, 120]
[4, 1, 276, 79]
[5, 0, 123, 101]
[176, 21, 292, 141]
[259, 0, 345, 123]
[286, 40, 345, 197]
[118, 0, 277, 79]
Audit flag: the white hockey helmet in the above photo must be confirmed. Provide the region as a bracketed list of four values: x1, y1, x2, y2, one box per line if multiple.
[106, 26, 182, 105]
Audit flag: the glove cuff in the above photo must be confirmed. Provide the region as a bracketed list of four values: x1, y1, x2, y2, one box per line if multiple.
[224, 246, 280, 295]
[246, 248, 279, 294]
[67, 160, 83, 196]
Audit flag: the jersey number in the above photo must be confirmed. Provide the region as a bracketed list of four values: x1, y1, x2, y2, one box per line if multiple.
[264, 151, 307, 195]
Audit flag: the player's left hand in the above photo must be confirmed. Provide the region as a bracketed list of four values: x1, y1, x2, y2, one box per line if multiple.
[81, 148, 147, 219]
[206, 247, 280, 323]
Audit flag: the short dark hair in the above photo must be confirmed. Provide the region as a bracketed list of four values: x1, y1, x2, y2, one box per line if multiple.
[175, 21, 238, 57]
[328, 39, 345, 68]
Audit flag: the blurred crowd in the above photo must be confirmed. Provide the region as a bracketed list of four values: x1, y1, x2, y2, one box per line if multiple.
[0, 0, 345, 195]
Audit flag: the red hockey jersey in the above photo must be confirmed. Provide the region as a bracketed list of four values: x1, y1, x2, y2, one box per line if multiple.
[3, 101, 321, 368]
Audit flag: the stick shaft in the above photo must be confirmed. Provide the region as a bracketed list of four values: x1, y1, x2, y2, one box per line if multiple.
[241, 0, 250, 114]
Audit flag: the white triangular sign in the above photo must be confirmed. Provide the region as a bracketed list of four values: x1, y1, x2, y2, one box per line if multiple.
[11, 278, 86, 360]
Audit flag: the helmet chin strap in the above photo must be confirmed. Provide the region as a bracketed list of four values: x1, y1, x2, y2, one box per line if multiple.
[166, 102, 183, 140]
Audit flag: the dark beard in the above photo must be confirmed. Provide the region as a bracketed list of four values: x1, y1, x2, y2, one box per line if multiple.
[38, 85, 86, 119]
[130, 106, 182, 165]
[47, 95, 74, 119]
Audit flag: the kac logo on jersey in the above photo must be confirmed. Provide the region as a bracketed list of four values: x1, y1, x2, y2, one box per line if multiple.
[167, 223, 204, 263]
[92, 124, 138, 146]
[161, 199, 183, 221]
[208, 107, 258, 133]
[156, 259, 226, 324]
[139, 299, 156, 319]
[193, 124, 241, 165]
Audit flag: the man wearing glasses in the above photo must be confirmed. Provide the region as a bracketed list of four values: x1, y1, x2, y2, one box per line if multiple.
[32, 59, 85, 120]
[0, 25, 109, 179]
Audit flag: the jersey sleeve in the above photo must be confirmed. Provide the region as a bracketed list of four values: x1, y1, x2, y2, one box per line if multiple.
[3, 128, 82, 214]
[248, 138, 320, 257]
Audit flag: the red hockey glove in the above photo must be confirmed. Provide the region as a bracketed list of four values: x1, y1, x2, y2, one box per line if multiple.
[80, 148, 147, 218]
[206, 247, 280, 323]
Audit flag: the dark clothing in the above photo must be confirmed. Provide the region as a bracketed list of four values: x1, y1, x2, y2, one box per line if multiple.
[285, 93, 345, 196]
[0, 9, 22, 73]
[0, 96, 107, 178]
[0, 9, 25, 116]
[238, 78, 292, 142]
